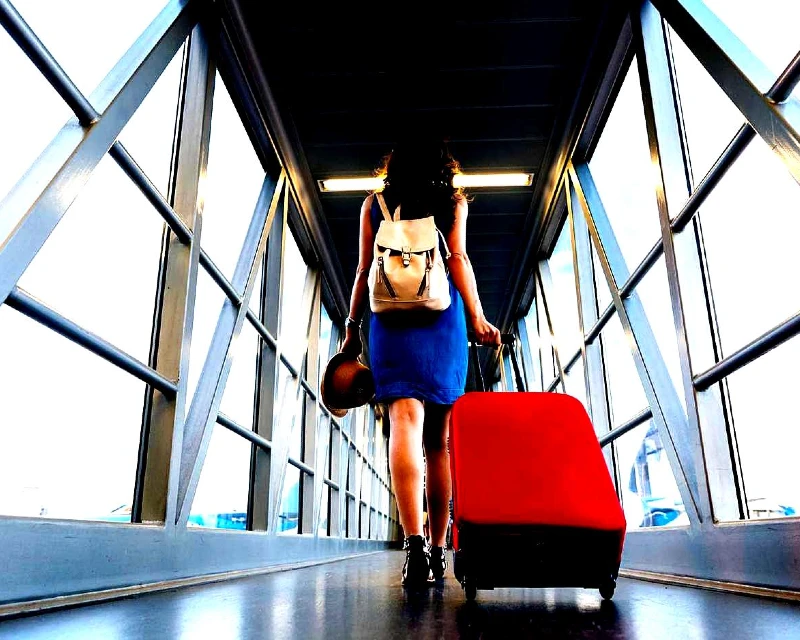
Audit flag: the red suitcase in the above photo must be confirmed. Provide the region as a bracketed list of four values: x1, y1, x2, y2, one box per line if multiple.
[449, 336, 626, 601]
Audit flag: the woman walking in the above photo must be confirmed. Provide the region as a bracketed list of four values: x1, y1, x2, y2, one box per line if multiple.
[340, 139, 500, 588]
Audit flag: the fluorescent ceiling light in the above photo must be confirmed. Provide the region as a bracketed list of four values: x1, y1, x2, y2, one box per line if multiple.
[319, 177, 385, 192]
[452, 173, 533, 188]
[319, 173, 533, 192]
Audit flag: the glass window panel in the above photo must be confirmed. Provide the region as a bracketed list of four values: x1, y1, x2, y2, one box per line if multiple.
[0, 27, 71, 205]
[564, 357, 588, 410]
[218, 322, 259, 430]
[592, 240, 614, 314]
[278, 466, 300, 534]
[189, 424, 250, 530]
[522, 299, 544, 392]
[318, 303, 334, 392]
[614, 420, 686, 530]
[601, 313, 648, 426]
[723, 334, 800, 520]
[186, 269, 229, 405]
[275, 366, 304, 462]
[0, 306, 143, 521]
[589, 58, 662, 270]
[117, 43, 184, 198]
[279, 228, 311, 369]
[698, 134, 800, 357]
[634, 258, 686, 413]
[13, 0, 167, 95]
[318, 487, 329, 536]
[701, 0, 800, 99]
[668, 27, 745, 186]
[546, 220, 582, 360]
[17, 155, 163, 363]
[201, 71, 265, 284]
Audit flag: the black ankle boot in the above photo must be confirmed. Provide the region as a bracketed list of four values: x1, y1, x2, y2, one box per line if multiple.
[429, 545, 447, 579]
[402, 535, 433, 587]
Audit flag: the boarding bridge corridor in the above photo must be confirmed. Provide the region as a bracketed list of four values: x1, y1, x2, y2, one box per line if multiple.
[1, 0, 800, 637]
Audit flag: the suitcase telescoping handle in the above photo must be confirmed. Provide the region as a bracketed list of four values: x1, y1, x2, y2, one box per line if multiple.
[467, 332, 526, 393]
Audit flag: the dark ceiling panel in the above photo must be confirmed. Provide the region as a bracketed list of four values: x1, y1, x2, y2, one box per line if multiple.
[306, 140, 546, 175]
[287, 67, 564, 115]
[296, 106, 556, 147]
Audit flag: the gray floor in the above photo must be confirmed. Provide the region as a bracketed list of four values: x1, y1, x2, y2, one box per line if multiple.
[2, 551, 800, 639]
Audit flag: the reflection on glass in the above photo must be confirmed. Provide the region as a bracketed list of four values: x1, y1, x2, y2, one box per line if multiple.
[698, 135, 800, 357]
[202, 71, 266, 283]
[564, 357, 588, 410]
[589, 58, 661, 269]
[17, 155, 163, 363]
[591, 240, 613, 314]
[13, 0, 170, 96]
[0, 27, 71, 205]
[701, 0, 800, 99]
[546, 219, 582, 360]
[614, 420, 686, 530]
[668, 27, 744, 187]
[278, 466, 300, 534]
[118, 43, 184, 197]
[189, 423, 251, 530]
[274, 367, 304, 462]
[634, 258, 685, 413]
[723, 334, 800, 521]
[0, 306, 143, 521]
[601, 313, 647, 426]
[279, 228, 311, 369]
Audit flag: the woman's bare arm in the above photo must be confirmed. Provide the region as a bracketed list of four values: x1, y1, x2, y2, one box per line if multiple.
[340, 195, 374, 355]
[446, 198, 501, 345]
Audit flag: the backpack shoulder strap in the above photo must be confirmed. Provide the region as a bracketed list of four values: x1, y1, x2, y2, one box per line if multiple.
[375, 193, 393, 222]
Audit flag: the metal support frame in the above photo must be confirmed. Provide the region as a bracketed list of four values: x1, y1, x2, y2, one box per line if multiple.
[652, 0, 800, 185]
[631, 0, 716, 522]
[0, 0, 396, 608]
[136, 24, 214, 525]
[176, 171, 284, 526]
[0, 0, 196, 304]
[570, 162, 702, 525]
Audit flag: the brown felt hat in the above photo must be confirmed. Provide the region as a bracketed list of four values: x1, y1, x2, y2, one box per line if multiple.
[321, 352, 375, 418]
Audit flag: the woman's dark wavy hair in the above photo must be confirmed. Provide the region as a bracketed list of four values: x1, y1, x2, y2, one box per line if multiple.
[373, 139, 468, 232]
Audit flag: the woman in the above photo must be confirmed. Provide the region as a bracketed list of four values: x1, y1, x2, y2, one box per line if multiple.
[340, 139, 501, 587]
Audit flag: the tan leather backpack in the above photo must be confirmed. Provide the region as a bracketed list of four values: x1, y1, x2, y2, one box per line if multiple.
[368, 193, 452, 313]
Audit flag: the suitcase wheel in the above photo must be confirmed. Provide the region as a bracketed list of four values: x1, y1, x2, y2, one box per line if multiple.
[463, 577, 477, 602]
[599, 577, 616, 601]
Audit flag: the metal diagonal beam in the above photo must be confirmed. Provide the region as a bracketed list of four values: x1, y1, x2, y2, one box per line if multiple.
[653, 0, 800, 184]
[176, 171, 285, 525]
[0, 0, 196, 306]
[635, 1, 722, 521]
[570, 162, 701, 525]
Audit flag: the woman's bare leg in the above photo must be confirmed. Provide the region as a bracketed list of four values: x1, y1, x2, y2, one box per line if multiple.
[423, 404, 452, 548]
[388, 398, 426, 537]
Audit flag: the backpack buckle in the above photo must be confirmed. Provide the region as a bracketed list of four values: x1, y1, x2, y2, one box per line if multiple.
[402, 246, 411, 267]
